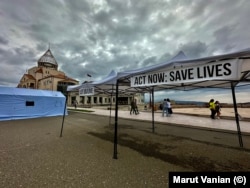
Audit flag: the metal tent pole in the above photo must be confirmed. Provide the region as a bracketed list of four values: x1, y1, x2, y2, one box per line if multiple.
[231, 82, 243, 147]
[113, 81, 119, 159]
[151, 87, 155, 133]
[60, 93, 68, 137]
[109, 84, 114, 127]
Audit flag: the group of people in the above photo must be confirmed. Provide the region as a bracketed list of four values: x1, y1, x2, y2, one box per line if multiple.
[130, 99, 139, 115]
[161, 98, 172, 117]
[209, 99, 221, 119]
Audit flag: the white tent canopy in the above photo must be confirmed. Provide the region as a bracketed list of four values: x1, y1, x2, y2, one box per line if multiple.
[64, 48, 250, 158]
[67, 70, 149, 95]
[111, 48, 250, 158]
[67, 51, 191, 96]
[117, 48, 250, 91]
[67, 48, 250, 94]
[67, 70, 119, 96]
[67, 70, 117, 93]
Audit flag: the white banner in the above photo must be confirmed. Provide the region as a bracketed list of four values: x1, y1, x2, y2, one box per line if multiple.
[131, 60, 240, 87]
[79, 87, 95, 96]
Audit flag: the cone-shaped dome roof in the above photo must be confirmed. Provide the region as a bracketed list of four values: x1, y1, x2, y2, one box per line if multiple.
[38, 49, 58, 68]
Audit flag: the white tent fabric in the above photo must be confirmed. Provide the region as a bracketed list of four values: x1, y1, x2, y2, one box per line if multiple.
[64, 48, 250, 156]
[67, 51, 191, 95]
[117, 48, 250, 90]
[67, 48, 250, 94]
[67, 70, 148, 95]
[110, 48, 250, 157]
[0, 86, 67, 121]
[67, 70, 117, 94]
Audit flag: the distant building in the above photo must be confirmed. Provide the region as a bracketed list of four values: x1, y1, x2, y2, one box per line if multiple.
[17, 48, 79, 95]
[68, 91, 144, 107]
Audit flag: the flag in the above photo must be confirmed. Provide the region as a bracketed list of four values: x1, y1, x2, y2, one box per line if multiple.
[87, 74, 92, 77]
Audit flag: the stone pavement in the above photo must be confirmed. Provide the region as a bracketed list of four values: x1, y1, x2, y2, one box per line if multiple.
[68, 107, 250, 135]
[1, 108, 250, 187]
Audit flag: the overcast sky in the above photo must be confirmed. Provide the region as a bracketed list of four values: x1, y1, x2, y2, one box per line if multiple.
[0, 0, 250, 103]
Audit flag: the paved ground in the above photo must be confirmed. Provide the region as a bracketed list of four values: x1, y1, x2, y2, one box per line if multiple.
[70, 106, 250, 135]
[1, 110, 250, 188]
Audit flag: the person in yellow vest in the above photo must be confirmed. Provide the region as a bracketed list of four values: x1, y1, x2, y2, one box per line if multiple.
[209, 99, 216, 119]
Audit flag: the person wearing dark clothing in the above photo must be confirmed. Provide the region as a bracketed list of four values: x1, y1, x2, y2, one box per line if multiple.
[209, 99, 216, 119]
[134, 99, 139, 114]
[130, 99, 137, 115]
[215, 101, 221, 119]
[166, 98, 172, 116]
[73, 100, 78, 109]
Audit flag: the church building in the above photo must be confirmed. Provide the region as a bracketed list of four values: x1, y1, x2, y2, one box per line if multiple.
[17, 48, 79, 95]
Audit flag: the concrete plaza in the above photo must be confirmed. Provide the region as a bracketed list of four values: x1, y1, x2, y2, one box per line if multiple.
[69, 106, 250, 135]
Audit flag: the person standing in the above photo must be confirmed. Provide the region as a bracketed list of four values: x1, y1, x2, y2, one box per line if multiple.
[134, 99, 139, 114]
[209, 99, 216, 119]
[162, 99, 168, 117]
[73, 100, 78, 109]
[215, 101, 221, 119]
[166, 98, 172, 116]
[130, 99, 136, 115]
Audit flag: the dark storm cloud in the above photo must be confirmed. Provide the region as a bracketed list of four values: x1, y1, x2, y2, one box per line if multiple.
[0, 36, 8, 45]
[0, 46, 36, 86]
[141, 56, 158, 67]
[0, 46, 35, 66]
[158, 52, 172, 63]
[213, 25, 236, 52]
[178, 41, 208, 58]
[185, 0, 211, 19]
[0, 0, 250, 99]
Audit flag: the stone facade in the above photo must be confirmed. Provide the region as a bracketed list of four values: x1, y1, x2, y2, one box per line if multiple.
[17, 48, 79, 95]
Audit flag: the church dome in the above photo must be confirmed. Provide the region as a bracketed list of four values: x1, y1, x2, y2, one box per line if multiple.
[38, 49, 58, 69]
